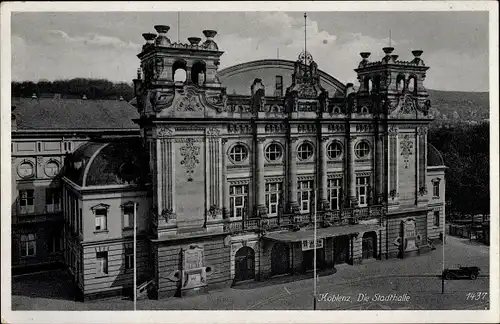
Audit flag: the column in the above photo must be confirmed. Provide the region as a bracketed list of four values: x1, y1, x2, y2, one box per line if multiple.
[388, 127, 399, 203]
[288, 137, 299, 213]
[375, 133, 384, 204]
[222, 139, 229, 218]
[319, 137, 329, 210]
[256, 138, 266, 216]
[348, 136, 358, 207]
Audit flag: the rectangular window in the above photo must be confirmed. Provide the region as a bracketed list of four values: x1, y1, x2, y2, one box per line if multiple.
[327, 178, 342, 210]
[297, 181, 313, 213]
[48, 233, 61, 253]
[95, 209, 107, 231]
[79, 209, 83, 234]
[229, 185, 248, 218]
[123, 205, 135, 229]
[356, 176, 370, 207]
[20, 233, 36, 257]
[19, 189, 35, 214]
[275, 75, 283, 97]
[96, 251, 108, 276]
[125, 248, 134, 270]
[265, 182, 282, 216]
[434, 210, 440, 227]
[433, 182, 440, 198]
[45, 188, 61, 212]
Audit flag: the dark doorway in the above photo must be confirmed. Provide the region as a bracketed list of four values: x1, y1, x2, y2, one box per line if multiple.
[362, 231, 377, 259]
[234, 247, 255, 282]
[334, 235, 350, 264]
[271, 243, 290, 276]
[303, 249, 324, 272]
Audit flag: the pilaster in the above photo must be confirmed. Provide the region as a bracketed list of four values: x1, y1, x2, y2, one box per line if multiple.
[255, 137, 267, 216]
[388, 126, 399, 208]
[348, 135, 358, 207]
[288, 136, 300, 213]
[319, 136, 329, 210]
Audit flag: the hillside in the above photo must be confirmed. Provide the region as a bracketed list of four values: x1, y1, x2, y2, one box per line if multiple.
[427, 89, 489, 124]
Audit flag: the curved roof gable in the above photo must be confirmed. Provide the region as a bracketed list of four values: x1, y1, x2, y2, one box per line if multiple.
[428, 143, 445, 166]
[64, 139, 149, 187]
[218, 59, 345, 97]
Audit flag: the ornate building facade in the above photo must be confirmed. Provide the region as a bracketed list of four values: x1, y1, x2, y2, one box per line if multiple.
[12, 24, 446, 301]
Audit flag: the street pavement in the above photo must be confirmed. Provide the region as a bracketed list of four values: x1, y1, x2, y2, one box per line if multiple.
[11, 235, 490, 310]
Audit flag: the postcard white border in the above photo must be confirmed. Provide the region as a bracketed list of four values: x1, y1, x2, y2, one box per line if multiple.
[1, 1, 499, 323]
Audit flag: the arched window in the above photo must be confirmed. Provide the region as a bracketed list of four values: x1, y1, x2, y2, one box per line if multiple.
[191, 61, 206, 85]
[373, 75, 381, 92]
[408, 76, 416, 93]
[172, 59, 187, 83]
[397, 75, 405, 92]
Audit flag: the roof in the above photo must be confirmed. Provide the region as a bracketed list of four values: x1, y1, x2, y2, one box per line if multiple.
[64, 138, 149, 187]
[428, 143, 445, 166]
[11, 97, 139, 130]
[218, 59, 345, 97]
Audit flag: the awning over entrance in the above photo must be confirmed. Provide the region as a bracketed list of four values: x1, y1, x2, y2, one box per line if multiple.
[263, 224, 381, 243]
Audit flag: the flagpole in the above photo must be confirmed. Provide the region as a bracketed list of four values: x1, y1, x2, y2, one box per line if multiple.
[133, 203, 137, 310]
[313, 188, 317, 310]
[442, 213, 445, 294]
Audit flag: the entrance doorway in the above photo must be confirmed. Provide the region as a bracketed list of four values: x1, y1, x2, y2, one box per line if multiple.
[333, 235, 350, 264]
[234, 247, 255, 282]
[362, 231, 377, 259]
[271, 243, 290, 276]
[303, 249, 324, 272]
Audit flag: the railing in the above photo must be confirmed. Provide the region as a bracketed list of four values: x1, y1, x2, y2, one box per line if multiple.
[224, 205, 385, 234]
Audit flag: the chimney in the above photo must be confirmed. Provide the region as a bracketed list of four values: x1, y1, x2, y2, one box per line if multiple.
[82, 94, 87, 100]
[31, 93, 37, 99]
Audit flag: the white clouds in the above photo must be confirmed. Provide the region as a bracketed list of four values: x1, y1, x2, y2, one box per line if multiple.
[49, 29, 141, 50]
[10, 12, 489, 92]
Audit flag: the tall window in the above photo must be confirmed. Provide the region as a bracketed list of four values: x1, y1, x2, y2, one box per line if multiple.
[229, 185, 248, 218]
[433, 181, 440, 198]
[45, 188, 60, 212]
[48, 233, 61, 253]
[20, 233, 36, 257]
[327, 178, 342, 210]
[434, 210, 440, 227]
[19, 189, 34, 214]
[265, 182, 282, 216]
[297, 181, 313, 213]
[356, 176, 370, 207]
[125, 248, 134, 270]
[275, 75, 283, 97]
[123, 204, 135, 229]
[95, 209, 108, 231]
[96, 252, 108, 276]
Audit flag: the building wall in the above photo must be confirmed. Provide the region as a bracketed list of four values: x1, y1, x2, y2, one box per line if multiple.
[155, 235, 231, 299]
[427, 167, 446, 240]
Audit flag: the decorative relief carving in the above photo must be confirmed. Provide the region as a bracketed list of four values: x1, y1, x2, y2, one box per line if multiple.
[297, 124, 316, 133]
[388, 126, 399, 137]
[355, 124, 374, 132]
[228, 179, 251, 185]
[175, 137, 204, 143]
[161, 208, 176, 222]
[265, 177, 284, 183]
[297, 175, 314, 181]
[157, 126, 174, 138]
[153, 57, 165, 80]
[177, 90, 202, 112]
[150, 90, 175, 112]
[36, 156, 44, 166]
[390, 189, 399, 200]
[290, 137, 299, 143]
[297, 101, 318, 112]
[355, 171, 372, 178]
[320, 136, 329, 142]
[180, 139, 201, 181]
[204, 92, 228, 113]
[327, 173, 343, 179]
[265, 124, 287, 133]
[400, 135, 413, 169]
[227, 124, 252, 134]
[206, 205, 221, 219]
[417, 126, 428, 136]
[206, 128, 221, 137]
[328, 124, 345, 132]
[418, 186, 428, 196]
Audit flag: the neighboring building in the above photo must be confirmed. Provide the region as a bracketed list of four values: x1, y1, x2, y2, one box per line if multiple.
[10, 96, 139, 274]
[11, 25, 446, 300]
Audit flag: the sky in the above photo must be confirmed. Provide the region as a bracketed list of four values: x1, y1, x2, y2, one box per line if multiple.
[11, 11, 489, 92]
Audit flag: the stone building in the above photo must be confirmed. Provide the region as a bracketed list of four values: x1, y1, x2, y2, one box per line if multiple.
[11, 25, 446, 300]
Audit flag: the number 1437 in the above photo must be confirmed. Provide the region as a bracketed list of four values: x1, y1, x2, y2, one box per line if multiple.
[466, 292, 488, 301]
